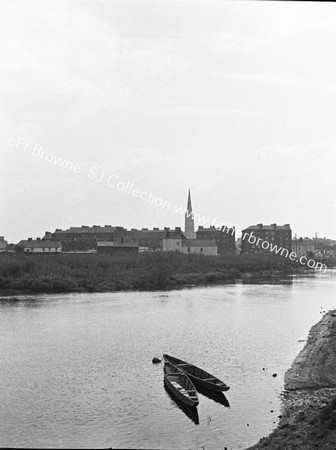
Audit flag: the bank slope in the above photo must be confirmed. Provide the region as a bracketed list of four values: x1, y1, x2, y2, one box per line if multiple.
[248, 310, 336, 449]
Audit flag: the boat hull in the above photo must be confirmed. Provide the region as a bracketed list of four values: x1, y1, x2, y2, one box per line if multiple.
[163, 354, 230, 392]
[164, 362, 199, 407]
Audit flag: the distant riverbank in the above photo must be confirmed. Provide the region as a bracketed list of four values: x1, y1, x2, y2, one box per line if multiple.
[248, 310, 336, 450]
[0, 252, 303, 296]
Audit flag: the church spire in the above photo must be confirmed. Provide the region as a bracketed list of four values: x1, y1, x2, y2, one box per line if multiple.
[185, 188, 196, 239]
[187, 188, 192, 214]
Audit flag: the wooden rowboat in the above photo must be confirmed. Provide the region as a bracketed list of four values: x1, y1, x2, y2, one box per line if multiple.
[163, 354, 230, 392]
[163, 361, 199, 407]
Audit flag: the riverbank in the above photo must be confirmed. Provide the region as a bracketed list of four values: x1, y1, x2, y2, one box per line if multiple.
[247, 310, 336, 450]
[0, 252, 301, 296]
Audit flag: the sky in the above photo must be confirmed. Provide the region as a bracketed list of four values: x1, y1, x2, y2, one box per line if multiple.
[1, 0, 336, 243]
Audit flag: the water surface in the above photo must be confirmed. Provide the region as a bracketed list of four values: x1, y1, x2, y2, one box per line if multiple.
[1, 271, 335, 449]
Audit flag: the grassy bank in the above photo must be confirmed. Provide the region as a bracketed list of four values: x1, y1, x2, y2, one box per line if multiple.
[0, 252, 299, 296]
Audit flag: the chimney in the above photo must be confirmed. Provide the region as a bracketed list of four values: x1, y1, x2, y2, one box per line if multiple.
[37, 237, 40, 241]
[28, 238, 32, 241]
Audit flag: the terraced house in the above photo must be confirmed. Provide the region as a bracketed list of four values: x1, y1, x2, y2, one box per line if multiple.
[17, 238, 62, 253]
[241, 223, 292, 255]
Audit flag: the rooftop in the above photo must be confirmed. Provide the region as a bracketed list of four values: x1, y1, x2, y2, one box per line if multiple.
[97, 241, 139, 248]
[18, 239, 61, 248]
[163, 230, 186, 239]
[293, 238, 315, 246]
[53, 225, 119, 234]
[244, 223, 291, 231]
[182, 239, 217, 247]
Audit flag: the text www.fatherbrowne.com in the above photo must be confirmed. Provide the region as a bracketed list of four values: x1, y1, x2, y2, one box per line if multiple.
[242, 232, 327, 273]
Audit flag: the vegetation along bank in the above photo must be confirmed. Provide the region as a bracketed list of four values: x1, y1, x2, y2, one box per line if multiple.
[0, 252, 303, 296]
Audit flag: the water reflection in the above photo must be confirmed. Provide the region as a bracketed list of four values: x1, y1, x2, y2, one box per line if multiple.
[163, 384, 199, 425]
[0, 296, 22, 306]
[196, 385, 230, 407]
[241, 277, 294, 286]
[0, 296, 45, 308]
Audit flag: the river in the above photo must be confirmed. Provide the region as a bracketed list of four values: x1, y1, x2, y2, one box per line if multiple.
[1, 271, 335, 449]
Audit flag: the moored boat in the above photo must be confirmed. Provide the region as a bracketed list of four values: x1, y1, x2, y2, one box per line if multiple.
[163, 361, 199, 407]
[163, 354, 230, 392]
[163, 384, 200, 424]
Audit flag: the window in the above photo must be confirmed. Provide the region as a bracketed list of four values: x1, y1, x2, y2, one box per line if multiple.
[201, 248, 203, 252]
[31, 247, 33, 251]
[43, 248, 45, 251]
[49, 248, 51, 251]
[188, 247, 190, 252]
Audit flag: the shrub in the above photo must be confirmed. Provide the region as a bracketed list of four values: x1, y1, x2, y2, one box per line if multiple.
[31, 279, 53, 293]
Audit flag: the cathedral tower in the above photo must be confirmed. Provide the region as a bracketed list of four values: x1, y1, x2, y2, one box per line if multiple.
[184, 189, 196, 239]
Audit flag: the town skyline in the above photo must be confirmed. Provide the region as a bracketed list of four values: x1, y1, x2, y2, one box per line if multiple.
[1, 184, 335, 244]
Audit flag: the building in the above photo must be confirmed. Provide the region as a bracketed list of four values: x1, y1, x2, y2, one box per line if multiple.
[97, 241, 139, 254]
[181, 239, 217, 256]
[197, 225, 235, 255]
[0, 236, 8, 252]
[17, 238, 62, 253]
[46, 224, 188, 253]
[126, 228, 167, 251]
[235, 238, 242, 254]
[184, 189, 196, 239]
[314, 238, 336, 258]
[292, 237, 315, 258]
[125, 227, 185, 251]
[161, 229, 186, 252]
[241, 223, 292, 255]
[45, 225, 127, 252]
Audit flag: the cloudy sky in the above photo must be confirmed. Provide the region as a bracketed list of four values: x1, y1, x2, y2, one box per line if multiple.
[1, 0, 336, 243]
